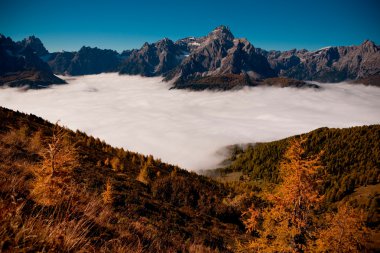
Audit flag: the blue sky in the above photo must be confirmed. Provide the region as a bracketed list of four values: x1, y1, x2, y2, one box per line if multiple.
[1, 0, 379, 52]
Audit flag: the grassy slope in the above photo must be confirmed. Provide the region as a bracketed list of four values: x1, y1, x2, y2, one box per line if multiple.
[0, 107, 246, 252]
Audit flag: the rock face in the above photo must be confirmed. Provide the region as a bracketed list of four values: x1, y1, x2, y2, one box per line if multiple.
[259, 40, 380, 83]
[44, 25, 380, 89]
[175, 36, 206, 53]
[17, 35, 49, 57]
[0, 34, 65, 88]
[166, 27, 379, 89]
[47, 46, 121, 75]
[47, 51, 76, 74]
[118, 26, 277, 89]
[1, 28, 379, 90]
[120, 49, 134, 59]
[119, 38, 186, 76]
[165, 26, 275, 88]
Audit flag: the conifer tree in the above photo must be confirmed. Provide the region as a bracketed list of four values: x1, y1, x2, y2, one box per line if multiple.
[316, 204, 369, 253]
[110, 156, 121, 171]
[41, 124, 78, 176]
[241, 138, 323, 252]
[240, 138, 371, 252]
[31, 123, 79, 205]
[102, 178, 113, 205]
[137, 163, 151, 185]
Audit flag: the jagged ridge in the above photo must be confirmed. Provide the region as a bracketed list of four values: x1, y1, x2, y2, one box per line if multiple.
[2, 26, 380, 89]
[0, 35, 65, 88]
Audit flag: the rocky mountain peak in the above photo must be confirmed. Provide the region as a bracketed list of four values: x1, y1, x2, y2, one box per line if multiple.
[362, 39, 375, 46]
[24, 35, 39, 43]
[360, 39, 377, 52]
[78, 46, 92, 52]
[119, 36, 185, 77]
[142, 42, 150, 48]
[208, 25, 234, 41]
[18, 35, 49, 56]
[155, 38, 174, 48]
[0, 35, 65, 88]
[159, 37, 171, 43]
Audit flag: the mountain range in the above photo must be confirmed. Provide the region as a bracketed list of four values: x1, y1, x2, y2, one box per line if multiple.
[1, 25, 379, 89]
[0, 35, 65, 88]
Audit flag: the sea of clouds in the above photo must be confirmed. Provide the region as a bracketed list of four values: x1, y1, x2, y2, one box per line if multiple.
[1, 73, 379, 171]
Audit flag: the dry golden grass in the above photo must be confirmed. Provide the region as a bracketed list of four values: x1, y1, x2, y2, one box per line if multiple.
[1, 173, 92, 251]
[100, 238, 144, 253]
[0, 165, 148, 253]
[0, 121, 238, 252]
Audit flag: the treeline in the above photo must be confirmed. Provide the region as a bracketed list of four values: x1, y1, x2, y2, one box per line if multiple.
[224, 125, 380, 203]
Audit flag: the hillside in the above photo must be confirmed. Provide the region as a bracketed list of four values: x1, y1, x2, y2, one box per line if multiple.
[209, 125, 380, 251]
[1, 107, 379, 252]
[216, 125, 380, 223]
[0, 107, 246, 252]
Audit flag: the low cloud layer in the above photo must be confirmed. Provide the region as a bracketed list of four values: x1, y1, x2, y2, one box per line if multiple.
[1, 74, 379, 170]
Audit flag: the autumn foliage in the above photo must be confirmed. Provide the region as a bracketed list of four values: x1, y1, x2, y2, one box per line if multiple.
[240, 138, 369, 252]
[102, 178, 114, 205]
[31, 123, 79, 205]
[0, 107, 242, 252]
[316, 204, 369, 253]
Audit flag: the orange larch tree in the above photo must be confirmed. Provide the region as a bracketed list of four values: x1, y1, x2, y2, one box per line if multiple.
[316, 204, 369, 253]
[241, 137, 323, 252]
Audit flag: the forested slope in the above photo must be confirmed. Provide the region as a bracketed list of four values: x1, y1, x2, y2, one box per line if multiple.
[222, 125, 380, 203]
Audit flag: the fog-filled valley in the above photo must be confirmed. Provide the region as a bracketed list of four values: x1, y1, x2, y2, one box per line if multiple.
[1, 73, 379, 170]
